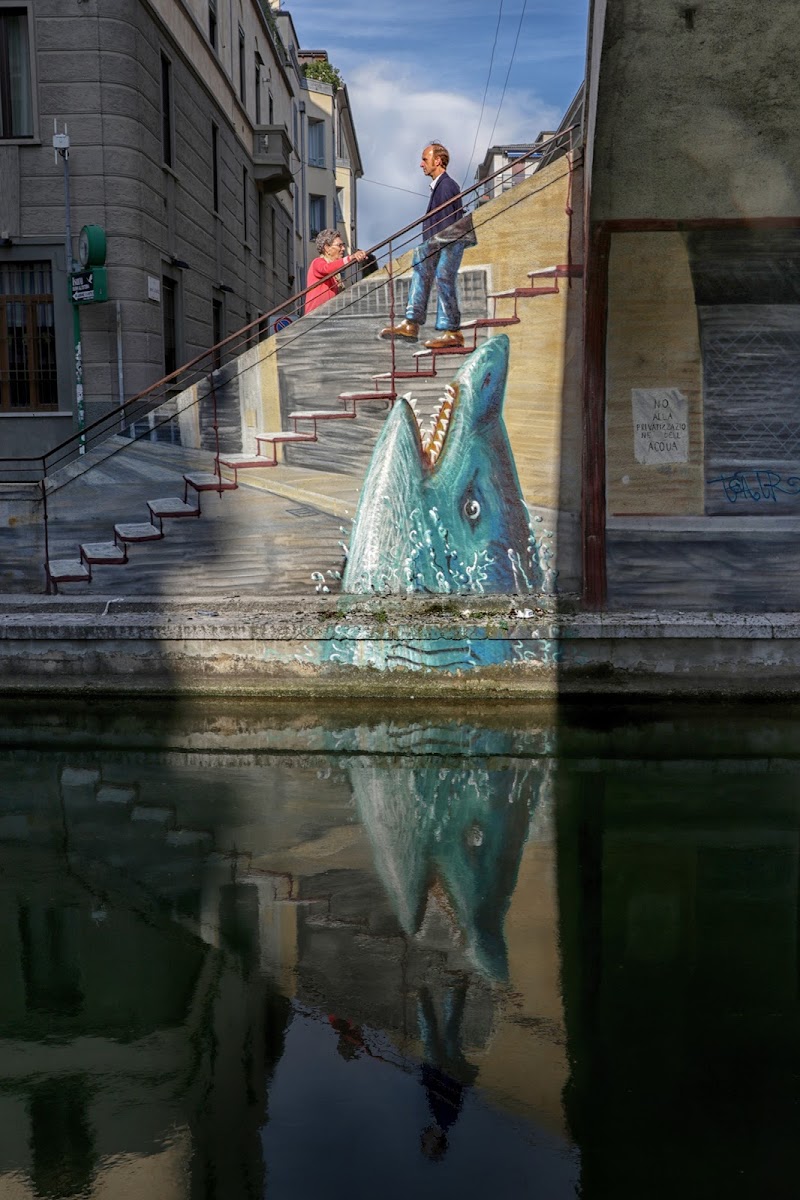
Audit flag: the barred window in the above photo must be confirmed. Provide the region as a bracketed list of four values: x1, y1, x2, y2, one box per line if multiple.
[0, 6, 34, 139]
[0, 262, 57, 411]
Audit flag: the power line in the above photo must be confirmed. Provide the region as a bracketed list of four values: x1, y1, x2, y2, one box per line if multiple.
[485, 0, 529, 151]
[464, 0, 505, 185]
[360, 177, 427, 198]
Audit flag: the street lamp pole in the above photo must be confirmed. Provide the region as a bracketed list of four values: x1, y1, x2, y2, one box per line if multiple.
[53, 119, 85, 453]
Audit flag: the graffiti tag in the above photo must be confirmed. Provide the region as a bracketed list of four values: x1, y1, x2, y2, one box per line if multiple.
[707, 470, 800, 503]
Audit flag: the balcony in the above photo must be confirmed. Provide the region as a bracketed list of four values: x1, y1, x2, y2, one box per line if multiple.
[252, 125, 293, 194]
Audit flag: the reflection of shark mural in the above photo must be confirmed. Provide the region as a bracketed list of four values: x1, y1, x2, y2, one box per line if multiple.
[343, 336, 551, 595]
[350, 758, 545, 981]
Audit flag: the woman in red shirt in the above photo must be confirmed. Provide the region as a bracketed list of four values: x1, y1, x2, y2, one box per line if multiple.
[305, 229, 367, 314]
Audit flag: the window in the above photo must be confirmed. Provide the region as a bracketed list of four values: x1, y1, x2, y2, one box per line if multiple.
[238, 25, 245, 103]
[334, 188, 344, 225]
[308, 118, 325, 167]
[212, 297, 223, 370]
[160, 53, 173, 167]
[242, 166, 249, 242]
[0, 262, 57, 411]
[254, 52, 263, 123]
[268, 91, 274, 125]
[211, 122, 219, 212]
[258, 193, 264, 258]
[208, 0, 217, 50]
[270, 205, 276, 265]
[309, 194, 325, 239]
[0, 6, 34, 138]
[286, 229, 294, 287]
[162, 276, 177, 377]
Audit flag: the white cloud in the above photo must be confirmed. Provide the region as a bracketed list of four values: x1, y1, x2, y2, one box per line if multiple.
[345, 60, 562, 251]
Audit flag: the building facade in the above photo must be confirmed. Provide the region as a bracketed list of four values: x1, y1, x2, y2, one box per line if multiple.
[0, 0, 361, 459]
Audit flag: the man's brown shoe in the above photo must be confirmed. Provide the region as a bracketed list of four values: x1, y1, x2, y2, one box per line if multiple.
[424, 330, 465, 350]
[380, 319, 419, 341]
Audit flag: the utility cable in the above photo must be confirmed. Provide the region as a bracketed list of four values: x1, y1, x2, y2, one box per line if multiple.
[485, 0, 529, 151]
[464, 0, 505, 185]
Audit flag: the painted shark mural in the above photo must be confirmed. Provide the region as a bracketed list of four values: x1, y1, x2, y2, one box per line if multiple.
[343, 336, 551, 595]
[350, 753, 549, 981]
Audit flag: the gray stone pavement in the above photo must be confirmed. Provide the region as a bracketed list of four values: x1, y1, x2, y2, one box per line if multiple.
[7, 437, 362, 598]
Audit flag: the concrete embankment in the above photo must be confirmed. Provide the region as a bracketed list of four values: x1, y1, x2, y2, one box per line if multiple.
[1, 595, 799, 699]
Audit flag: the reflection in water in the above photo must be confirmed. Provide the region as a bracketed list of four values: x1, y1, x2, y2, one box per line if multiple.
[0, 708, 571, 1199]
[3, 702, 800, 1197]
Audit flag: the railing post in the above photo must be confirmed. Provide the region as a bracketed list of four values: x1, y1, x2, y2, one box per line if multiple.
[209, 372, 222, 484]
[40, 476, 52, 594]
[387, 237, 396, 397]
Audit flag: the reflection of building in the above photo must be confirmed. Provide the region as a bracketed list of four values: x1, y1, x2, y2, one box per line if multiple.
[0, 726, 571, 1193]
[557, 760, 800, 1197]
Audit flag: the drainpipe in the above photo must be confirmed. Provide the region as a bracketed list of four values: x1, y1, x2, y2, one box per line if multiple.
[299, 101, 308, 284]
[116, 301, 125, 432]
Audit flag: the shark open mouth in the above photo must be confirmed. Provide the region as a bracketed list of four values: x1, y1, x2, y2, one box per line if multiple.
[404, 382, 459, 467]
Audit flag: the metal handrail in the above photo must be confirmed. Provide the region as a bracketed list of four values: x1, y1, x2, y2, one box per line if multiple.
[0, 126, 577, 487]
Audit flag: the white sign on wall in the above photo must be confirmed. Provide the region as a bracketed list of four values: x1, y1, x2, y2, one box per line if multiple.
[147, 275, 161, 302]
[632, 388, 689, 465]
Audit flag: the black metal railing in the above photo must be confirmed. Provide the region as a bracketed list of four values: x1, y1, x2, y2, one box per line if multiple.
[0, 127, 579, 585]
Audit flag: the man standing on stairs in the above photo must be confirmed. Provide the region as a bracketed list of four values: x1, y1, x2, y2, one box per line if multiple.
[381, 142, 474, 350]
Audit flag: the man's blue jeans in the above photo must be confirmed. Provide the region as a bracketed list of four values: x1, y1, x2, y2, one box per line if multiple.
[406, 239, 465, 331]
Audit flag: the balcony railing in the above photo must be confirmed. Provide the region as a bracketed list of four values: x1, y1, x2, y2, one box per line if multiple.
[252, 125, 293, 193]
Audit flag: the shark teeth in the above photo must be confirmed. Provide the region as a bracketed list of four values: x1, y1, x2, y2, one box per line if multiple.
[404, 382, 459, 466]
[423, 382, 458, 467]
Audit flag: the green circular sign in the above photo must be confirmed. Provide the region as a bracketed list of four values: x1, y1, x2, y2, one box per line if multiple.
[78, 224, 106, 268]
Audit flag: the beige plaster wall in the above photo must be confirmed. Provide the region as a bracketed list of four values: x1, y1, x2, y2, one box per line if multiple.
[606, 232, 704, 516]
[462, 157, 584, 513]
[473, 837, 569, 1137]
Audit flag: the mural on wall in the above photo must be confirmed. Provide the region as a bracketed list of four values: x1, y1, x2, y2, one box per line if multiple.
[343, 336, 553, 595]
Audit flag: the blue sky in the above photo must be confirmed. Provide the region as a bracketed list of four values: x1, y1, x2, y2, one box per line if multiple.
[283, 0, 589, 247]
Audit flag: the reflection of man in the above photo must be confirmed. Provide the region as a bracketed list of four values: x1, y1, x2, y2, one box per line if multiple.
[381, 142, 468, 350]
[417, 980, 478, 1160]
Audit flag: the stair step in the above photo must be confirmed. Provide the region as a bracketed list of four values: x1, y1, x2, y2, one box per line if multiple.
[217, 454, 277, 469]
[184, 472, 238, 492]
[528, 264, 583, 278]
[372, 370, 436, 381]
[114, 522, 163, 543]
[80, 541, 127, 565]
[166, 828, 213, 849]
[414, 346, 473, 360]
[97, 785, 137, 806]
[147, 496, 200, 518]
[488, 286, 560, 298]
[338, 391, 397, 401]
[462, 317, 520, 329]
[256, 431, 316, 443]
[130, 805, 173, 826]
[48, 559, 90, 583]
[289, 409, 354, 421]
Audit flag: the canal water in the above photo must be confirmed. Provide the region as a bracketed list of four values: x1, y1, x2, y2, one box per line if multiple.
[1, 698, 799, 1199]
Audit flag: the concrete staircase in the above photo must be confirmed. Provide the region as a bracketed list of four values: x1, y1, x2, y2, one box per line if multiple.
[44, 264, 580, 592]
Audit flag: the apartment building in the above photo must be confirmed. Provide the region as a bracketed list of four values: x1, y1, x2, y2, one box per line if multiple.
[0, 0, 361, 458]
[294, 49, 363, 261]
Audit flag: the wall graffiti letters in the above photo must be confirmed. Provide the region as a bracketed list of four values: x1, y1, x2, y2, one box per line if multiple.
[707, 470, 800, 504]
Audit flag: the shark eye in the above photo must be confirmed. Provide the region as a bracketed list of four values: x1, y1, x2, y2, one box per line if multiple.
[463, 498, 481, 521]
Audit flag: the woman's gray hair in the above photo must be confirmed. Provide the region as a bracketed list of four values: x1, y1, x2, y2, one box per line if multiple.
[315, 228, 343, 255]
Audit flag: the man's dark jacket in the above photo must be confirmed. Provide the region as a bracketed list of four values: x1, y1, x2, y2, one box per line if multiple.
[423, 172, 464, 241]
